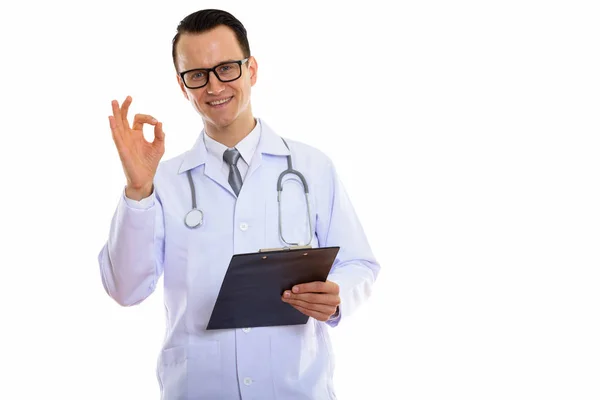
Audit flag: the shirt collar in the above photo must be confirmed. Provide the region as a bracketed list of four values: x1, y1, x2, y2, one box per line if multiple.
[203, 119, 261, 166]
[178, 118, 290, 174]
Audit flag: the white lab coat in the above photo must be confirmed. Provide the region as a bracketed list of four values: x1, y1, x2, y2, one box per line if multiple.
[98, 119, 380, 399]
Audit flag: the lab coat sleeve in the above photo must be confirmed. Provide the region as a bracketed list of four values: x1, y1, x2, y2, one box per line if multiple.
[97, 187, 165, 306]
[319, 161, 381, 328]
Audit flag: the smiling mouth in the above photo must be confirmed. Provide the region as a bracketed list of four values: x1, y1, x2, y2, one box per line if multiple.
[208, 97, 233, 106]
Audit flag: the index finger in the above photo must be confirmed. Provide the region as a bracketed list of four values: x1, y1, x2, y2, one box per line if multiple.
[132, 114, 158, 131]
[292, 280, 339, 295]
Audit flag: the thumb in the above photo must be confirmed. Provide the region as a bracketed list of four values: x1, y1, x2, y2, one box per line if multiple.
[153, 121, 165, 143]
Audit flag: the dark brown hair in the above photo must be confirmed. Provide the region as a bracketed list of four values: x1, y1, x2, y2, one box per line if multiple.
[172, 9, 251, 71]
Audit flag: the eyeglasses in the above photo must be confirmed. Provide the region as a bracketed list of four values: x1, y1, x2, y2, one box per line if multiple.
[179, 58, 249, 89]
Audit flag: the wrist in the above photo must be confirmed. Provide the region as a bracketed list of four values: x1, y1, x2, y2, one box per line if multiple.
[125, 183, 153, 200]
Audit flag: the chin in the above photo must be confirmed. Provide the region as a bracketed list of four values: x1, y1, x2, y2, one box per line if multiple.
[205, 114, 237, 129]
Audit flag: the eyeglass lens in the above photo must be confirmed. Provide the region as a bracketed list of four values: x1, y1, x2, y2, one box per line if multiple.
[184, 62, 242, 88]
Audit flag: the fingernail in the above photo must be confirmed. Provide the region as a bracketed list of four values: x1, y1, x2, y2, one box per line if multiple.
[292, 286, 299, 293]
[284, 291, 291, 298]
[152, 118, 157, 123]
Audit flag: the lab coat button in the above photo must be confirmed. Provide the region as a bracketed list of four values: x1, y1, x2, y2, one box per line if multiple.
[239, 222, 248, 231]
[242, 327, 251, 333]
[243, 377, 253, 386]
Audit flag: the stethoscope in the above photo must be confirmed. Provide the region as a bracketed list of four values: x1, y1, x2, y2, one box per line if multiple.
[184, 138, 314, 247]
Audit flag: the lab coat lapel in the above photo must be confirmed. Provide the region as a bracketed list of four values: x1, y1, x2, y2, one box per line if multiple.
[178, 121, 290, 198]
[246, 120, 291, 181]
[204, 154, 236, 197]
[177, 132, 236, 197]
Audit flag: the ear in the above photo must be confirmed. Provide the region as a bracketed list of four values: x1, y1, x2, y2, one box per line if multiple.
[248, 56, 258, 87]
[176, 74, 189, 100]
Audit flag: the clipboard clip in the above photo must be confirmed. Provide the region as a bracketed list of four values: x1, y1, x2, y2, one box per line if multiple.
[259, 245, 313, 253]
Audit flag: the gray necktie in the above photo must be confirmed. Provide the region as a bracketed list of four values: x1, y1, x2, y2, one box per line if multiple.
[223, 148, 243, 196]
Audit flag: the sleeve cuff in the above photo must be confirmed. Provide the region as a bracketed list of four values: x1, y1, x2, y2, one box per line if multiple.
[122, 187, 156, 210]
[326, 305, 341, 327]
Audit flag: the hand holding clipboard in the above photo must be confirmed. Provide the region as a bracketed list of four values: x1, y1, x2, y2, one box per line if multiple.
[206, 246, 340, 330]
[281, 280, 340, 322]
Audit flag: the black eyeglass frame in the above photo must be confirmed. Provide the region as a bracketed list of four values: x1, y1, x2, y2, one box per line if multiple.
[179, 58, 250, 89]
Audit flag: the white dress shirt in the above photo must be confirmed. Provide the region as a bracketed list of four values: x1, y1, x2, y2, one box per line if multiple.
[203, 118, 261, 183]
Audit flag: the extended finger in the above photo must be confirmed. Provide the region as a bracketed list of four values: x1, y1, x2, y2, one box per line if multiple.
[111, 100, 125, 132]
[108, 115, 123, 148]
[120, 96, 133, 128]
[132, 114, 158, 131]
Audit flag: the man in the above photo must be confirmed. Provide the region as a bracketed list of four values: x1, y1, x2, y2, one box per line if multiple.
[99, 8, 380, 399]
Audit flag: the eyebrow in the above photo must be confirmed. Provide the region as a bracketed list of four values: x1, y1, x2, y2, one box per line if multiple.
[190, 59, 241, 70]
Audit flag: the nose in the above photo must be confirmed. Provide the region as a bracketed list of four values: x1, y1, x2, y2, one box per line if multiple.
[206, 71, 225, 95]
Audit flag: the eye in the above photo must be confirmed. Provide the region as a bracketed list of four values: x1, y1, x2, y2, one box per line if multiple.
[190, 71, 206, 80]
[218, 65, 232, 73]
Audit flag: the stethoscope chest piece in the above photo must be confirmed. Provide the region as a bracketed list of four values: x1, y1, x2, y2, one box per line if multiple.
[185, 208, 203, 228]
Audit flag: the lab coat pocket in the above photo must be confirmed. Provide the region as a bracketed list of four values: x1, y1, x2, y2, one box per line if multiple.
[158, 342, 222, 400]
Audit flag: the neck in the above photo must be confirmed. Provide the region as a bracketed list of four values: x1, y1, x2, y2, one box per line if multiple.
[204, 111, 256, 148]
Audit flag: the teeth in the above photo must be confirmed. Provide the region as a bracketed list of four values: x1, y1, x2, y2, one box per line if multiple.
[210, 97, 231, 105]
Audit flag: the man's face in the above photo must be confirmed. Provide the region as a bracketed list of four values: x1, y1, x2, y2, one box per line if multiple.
[176, 25, 257, 130]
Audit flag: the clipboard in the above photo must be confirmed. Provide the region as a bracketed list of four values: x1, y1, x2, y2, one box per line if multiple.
[206, 246, 340, 330]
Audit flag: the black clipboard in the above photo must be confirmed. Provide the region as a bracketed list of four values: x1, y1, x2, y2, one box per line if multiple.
[206, 246, 340, 330]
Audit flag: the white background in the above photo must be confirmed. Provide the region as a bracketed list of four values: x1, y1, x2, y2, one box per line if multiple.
[1, 0, 599, 399]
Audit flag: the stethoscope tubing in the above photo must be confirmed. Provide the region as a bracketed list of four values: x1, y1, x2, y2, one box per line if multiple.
[184, 137, 313, 247]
